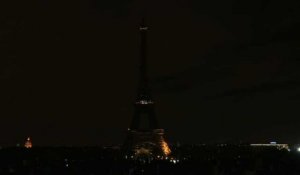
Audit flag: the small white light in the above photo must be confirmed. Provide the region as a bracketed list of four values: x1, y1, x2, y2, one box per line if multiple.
[136, 100, 154, 105]
[140, 27, 148, 30]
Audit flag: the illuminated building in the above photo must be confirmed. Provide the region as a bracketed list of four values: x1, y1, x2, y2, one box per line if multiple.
[123, 18, 171, 159]
[24, 137, 32, 149]
[250, 142, 289, 151]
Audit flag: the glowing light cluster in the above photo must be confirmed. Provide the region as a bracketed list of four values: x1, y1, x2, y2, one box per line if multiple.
[250, 143, 289, 150]
[169, 158, 180, 164]
[135, 147, 151, 156]
[161, 141, 171, 156]
[136, 100, 154, 105]
[140, 27, 148, 30]
[24, 137, 32, 149]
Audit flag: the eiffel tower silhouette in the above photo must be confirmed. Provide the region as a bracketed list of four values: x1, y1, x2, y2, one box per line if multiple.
[123, 18, 171, 159]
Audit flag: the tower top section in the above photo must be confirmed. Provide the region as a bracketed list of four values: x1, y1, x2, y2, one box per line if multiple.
[136, 17, 152, 104]
[130, 18, 159, 130]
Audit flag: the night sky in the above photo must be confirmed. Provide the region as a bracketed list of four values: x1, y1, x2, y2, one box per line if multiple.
[1, 0, 300, 146]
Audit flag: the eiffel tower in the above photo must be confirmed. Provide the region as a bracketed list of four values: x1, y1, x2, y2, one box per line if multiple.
[123, 19, 171, 159]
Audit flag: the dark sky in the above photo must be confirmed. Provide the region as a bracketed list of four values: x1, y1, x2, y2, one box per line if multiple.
[1, 0, 300, 146]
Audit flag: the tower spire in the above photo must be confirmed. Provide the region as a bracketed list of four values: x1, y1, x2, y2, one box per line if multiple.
[137, 17, 151, 102]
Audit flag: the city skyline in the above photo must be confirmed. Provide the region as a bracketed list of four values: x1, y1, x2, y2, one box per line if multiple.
[1, 0, 300, 146]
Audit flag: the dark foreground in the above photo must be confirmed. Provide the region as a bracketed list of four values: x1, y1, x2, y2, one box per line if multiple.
[0, 145, 300, 175]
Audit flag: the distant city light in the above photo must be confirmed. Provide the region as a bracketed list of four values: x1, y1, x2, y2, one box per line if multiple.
[140, 27, 148, 30]
[24, 137, 32, 149]
[136, 100, 154, 105]
[250, 143, 289, 151]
